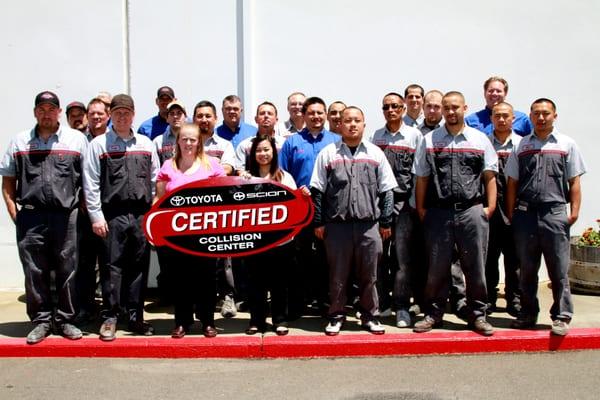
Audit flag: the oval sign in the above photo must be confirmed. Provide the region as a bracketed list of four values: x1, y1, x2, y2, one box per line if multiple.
[144, 176, 313, 257]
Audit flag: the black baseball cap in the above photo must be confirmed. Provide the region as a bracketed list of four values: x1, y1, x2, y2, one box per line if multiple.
[157, 86, 175, 99]
[34, 91, 60, 108]
[110, 94, 135, 112]
[66, 101, 86, 115]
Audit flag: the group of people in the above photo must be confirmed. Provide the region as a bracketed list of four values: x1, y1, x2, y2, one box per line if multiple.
[0, 76, 586, 344]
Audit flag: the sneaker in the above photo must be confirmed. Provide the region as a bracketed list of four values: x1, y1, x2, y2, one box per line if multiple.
[471, 316, 494, 336]
[413, 315, 442, 333]
[221, 295, 237, 318]
[551, 320, 570, 336]
[59, 323, 83, 340]
[324, 319, 343, 336]
[409, 304, 421, 316]
[362, 320, 385, 335]
[510, 315, 537, 330]
[26, 323, 51, 344]
[395, 309, 412, 328]
[377, 308, 393, 318]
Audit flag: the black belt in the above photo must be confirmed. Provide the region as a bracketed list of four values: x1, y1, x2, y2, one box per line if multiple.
[516, 200, 565, 212]
[434, 199, 481, 211]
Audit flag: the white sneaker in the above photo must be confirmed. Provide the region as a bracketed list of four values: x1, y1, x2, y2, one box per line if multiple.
[325, 320, 343, 336]
[395, 309, 412, 328]
[221, 295, 237, 318]
[362, 320, 385, 335]
[551, 319, 569, 336]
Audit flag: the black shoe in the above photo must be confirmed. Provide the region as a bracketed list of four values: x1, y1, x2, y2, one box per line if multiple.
[128, 321, 154, 336]
[469, 317, 494, 336]
[59, 323, 83, 340]
[171, 325, 187, 339]
[99, 318, 117, 341]
[26, 323, 52, 345]
[510, 315, 537, 329]
[506, 304, 522, 318]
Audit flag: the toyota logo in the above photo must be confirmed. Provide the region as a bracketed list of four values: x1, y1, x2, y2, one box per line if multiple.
[170, 195, 186, 206]
[233, 192, 246, 201]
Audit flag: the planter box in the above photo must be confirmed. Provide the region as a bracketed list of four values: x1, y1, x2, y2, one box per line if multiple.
[569, 237, 600, 295]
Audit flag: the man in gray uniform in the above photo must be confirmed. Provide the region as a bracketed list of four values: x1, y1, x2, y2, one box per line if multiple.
[506, 98, 586, 336]
[84, 94, 160, 341]
[0, 91, 87, 344]
[417, 89, 468, 320]
[311, 106, 397, 336]
[486, 102, 521, 316]
[413, 91, 498, 336]
[75, 97, 111, 324]
[370, 92, 422, 328]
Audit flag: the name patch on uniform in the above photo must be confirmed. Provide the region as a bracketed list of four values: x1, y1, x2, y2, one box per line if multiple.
[521, 144, 534, 151]
[109, 144, 121, 152]
[144, 176, 313, 258]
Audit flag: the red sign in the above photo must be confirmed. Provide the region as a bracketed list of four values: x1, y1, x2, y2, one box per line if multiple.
[144, 176, 313, 257]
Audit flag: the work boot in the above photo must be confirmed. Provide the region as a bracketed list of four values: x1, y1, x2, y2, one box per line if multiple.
[413, 315, 442, 333]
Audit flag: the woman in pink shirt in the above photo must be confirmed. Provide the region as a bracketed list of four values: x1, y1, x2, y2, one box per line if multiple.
[154, 122, 225, 338]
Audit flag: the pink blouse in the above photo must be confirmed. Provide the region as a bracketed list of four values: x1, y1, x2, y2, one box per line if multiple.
[157, 157, 225, 193]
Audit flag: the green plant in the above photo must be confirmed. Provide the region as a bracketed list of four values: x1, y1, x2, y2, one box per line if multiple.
[578, 220, 600, 247]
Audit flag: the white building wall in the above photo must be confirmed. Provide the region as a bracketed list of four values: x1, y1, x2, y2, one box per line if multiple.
[0, 0, 597, 288]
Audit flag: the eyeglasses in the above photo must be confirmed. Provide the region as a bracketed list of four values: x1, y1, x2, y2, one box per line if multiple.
[382, 103, 402, 111]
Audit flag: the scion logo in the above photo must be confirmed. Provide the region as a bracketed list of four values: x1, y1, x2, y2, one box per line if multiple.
[233, 192, 246, 201]
[233, 190, 287, 201]
[145, 176, 313, 258]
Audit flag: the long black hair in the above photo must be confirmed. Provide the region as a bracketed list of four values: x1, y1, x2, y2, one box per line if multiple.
[247, 134, 283, 182]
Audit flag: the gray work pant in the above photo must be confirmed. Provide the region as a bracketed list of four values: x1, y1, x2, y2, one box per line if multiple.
[324, 221, 382, 322]
[513, 204, 572, 321]
[16, 208, 78, 325]
[390, 210, 415, 310]
[100, 212, 150, 323]
[422, 205, 489, 322]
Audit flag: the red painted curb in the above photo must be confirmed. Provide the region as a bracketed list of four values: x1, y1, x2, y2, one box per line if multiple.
[262, 328, 600, 358]
[0, 336, 262, 358]
[1, 328, 599, 358]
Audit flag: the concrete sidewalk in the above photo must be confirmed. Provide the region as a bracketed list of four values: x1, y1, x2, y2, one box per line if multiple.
[1, 283, 599, 358]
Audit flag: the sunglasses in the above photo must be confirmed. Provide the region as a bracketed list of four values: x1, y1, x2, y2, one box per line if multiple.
[382, 103, 402, 111]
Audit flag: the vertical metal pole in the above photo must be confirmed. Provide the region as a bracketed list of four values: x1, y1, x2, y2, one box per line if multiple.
[236, 0, 254, 119]
[122, 0, 131, 94]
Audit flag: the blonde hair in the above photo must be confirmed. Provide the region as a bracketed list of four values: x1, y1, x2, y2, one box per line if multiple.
[173, 122, 211, 170]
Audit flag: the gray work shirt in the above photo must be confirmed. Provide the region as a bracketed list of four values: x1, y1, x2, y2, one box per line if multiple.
[403, 113, 424, 128]
[203, 133, 236, 170]
[83, 129, 159, 223]
[310, 140, 397, 222]
[153, 127, 177, 166]
[370, 124, 422, 209]
[415, 125, 498, 205]
[0, 124, 88, 211]
[505, 130, 587, 204]
[417, 121, 442, 135]
[489, 132, 521, 207]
